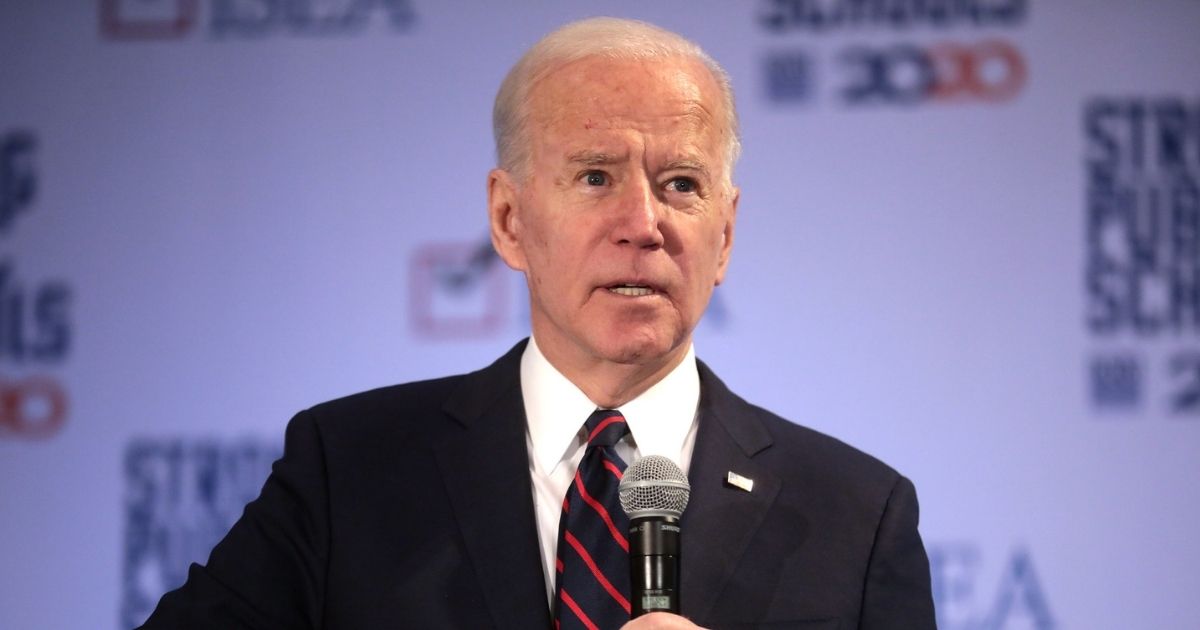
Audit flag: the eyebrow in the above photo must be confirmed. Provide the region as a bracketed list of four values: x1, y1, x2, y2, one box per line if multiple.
[566, 150, 714, 178]
[663, 158, 712, 180]
[566, 150, 627, 166]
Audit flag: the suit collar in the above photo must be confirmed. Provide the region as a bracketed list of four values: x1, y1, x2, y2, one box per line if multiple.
[440, 339, 528, 427]
[681, 361, 780, 624]
[434, 344, 779, 628]
[695, 360, 773, 457]
[435, 339, 553, 630]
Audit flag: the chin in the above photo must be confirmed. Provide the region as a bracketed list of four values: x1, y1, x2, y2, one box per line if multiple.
[592, 327, 684, 366]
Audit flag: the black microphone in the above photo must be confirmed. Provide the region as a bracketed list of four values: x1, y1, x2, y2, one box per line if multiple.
[618, 455, 691, 617]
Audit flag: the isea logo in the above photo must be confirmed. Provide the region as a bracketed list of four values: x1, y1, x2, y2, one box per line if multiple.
[100, 0, 416, 41]
[100, 0, 197, 39]
[930, 543, 1055, 630]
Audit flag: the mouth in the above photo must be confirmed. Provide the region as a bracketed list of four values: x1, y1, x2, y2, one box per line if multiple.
[606, 283, 657, 297]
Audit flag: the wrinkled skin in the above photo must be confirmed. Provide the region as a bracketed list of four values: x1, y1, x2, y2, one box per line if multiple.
[488, 55, 738, 407]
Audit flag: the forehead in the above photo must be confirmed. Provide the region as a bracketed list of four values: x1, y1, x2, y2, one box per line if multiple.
[525, 56, 724, 154]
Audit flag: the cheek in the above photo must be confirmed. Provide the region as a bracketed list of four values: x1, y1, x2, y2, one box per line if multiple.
[515, 212, 554, 265]
[524, 231, 560, 274]
[522, 233, 571, 293]
[682, 230, 727, 290]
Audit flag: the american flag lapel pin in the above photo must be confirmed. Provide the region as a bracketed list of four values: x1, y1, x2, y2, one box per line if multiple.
[725, 471, 754, 493]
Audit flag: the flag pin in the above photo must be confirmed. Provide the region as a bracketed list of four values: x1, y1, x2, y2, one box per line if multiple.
[725, 471, 754, 493]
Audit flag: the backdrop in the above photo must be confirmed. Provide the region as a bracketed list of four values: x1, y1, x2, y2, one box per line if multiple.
[1, 1, 1197, 628]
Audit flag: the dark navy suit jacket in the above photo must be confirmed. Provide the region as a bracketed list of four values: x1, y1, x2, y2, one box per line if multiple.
[140, 340, 936, 629]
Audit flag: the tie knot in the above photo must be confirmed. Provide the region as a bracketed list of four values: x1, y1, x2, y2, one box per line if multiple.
[584, 409, 628, 448]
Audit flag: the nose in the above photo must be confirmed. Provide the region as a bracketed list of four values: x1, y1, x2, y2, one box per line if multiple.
[610, 176, 665, 249]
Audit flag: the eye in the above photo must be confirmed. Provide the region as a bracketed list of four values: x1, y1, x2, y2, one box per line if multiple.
[667, 177, 697, 194]
[583, 171, 608, 186]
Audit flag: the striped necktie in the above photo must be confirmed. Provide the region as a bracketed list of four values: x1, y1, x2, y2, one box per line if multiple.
[554, 409, 632, 630]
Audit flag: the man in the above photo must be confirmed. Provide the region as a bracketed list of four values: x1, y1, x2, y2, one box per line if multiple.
[140, 17, 935, 630]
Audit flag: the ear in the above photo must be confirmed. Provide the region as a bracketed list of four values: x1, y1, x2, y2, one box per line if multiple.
[487, 168, 528, 272]
[714, 186, 738, 286]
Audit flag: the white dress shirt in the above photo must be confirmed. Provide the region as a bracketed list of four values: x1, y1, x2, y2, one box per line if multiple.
[520, 335, 701, 606]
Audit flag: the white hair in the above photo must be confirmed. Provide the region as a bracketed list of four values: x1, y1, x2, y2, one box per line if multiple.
[492, 17, 741, 181]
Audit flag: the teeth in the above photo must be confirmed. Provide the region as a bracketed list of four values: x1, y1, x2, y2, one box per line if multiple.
[609, 285, 654, 297]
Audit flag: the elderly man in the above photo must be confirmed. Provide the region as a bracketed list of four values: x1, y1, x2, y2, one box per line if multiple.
[140, 17, 935, 630]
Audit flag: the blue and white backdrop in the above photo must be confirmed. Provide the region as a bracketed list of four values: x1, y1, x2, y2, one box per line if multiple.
[1, 1, 1197, 628]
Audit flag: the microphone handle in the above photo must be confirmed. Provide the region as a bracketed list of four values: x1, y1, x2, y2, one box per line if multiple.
[629, 515, 681, 617]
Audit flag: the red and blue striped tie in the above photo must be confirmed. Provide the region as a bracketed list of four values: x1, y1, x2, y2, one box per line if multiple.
[554, 409, 631, 630]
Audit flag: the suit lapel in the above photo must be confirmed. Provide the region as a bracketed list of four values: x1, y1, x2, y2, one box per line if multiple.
[430, 346, 775, 628]
[434, 341, 552, 630]
[681, 362, 780, 624]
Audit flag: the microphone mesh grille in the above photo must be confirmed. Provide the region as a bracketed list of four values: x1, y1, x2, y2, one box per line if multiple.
[618, 455, 690, 518]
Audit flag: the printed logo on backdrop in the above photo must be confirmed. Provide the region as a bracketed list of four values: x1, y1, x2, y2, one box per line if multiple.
[100, 0, 416, 40]
[757, 0, 1029, 107]
[1084, 97, 1200, 416]
[410, 239, 510, 337]
[408, 235, 730, 340]
[121, 437, 280, 628]
[929, 543, 1055, 630]
[758, 0, 1027, 31]
[0, 130, 73, 439]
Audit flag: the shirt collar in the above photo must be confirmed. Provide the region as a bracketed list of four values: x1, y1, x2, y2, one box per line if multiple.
[521, 335, 700, 476]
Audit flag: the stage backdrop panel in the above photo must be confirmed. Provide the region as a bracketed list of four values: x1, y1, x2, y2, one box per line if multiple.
[1, 1, 1197, 628]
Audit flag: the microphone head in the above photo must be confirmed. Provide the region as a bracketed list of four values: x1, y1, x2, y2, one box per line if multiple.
[619, 455, 691, 519]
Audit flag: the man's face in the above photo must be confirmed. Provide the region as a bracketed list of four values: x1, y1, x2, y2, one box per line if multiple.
[490, 55, 737, 375]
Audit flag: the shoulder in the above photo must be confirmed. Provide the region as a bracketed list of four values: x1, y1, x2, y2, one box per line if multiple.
[698, 360, 906, 504]
[294, 339, 527, 449]
[754, 400, 901, 493]
[306, 374, 465, 427]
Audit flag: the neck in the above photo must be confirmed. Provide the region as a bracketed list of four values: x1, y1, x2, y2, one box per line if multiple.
[534, 337, 691, 409]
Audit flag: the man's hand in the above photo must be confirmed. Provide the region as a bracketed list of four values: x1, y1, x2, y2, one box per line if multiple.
[621, 612, 708, 629]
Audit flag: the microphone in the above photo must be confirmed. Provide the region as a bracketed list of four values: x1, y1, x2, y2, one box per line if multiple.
[618, 455, 691, 617]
